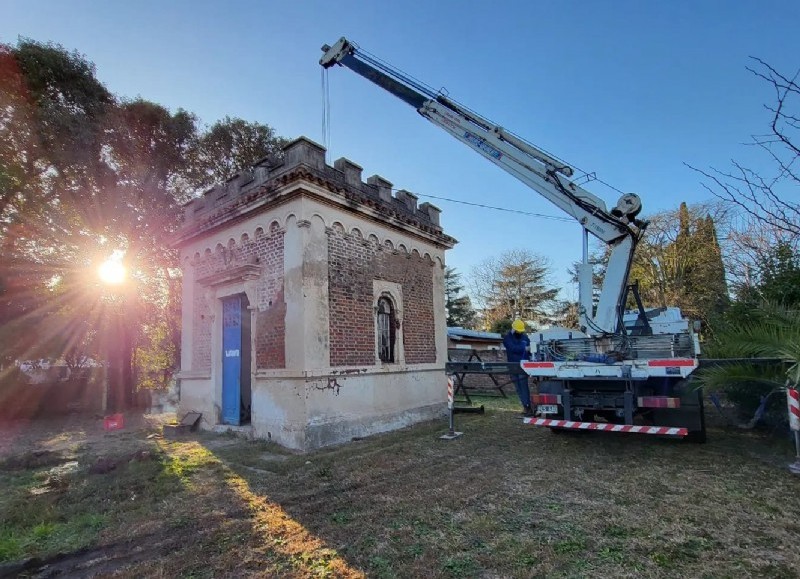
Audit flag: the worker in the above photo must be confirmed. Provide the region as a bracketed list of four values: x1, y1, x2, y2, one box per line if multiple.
[503, 319, 533, 417]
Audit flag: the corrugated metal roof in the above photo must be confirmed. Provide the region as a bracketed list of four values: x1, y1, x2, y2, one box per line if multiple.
[447, 327, 502, 341]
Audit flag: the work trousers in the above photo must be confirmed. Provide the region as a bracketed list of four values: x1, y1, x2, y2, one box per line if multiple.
[512, 373, 531, 409]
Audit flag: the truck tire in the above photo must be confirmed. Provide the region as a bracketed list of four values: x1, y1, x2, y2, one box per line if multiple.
[549, 427, 584, 435]
[684, 388, 707, 443]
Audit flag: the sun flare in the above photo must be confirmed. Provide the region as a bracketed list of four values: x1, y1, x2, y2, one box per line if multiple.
[98, 258, 126, 285]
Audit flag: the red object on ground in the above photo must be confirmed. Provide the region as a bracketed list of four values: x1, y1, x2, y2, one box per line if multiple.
[103, 413, 124, 431]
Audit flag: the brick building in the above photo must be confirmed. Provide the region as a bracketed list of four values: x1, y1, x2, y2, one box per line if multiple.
[174, 137, 456, 451]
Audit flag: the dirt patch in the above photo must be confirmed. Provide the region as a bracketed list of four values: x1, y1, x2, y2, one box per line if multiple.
[0, 530, 184, 578]
[0, 450, 66, 471]
[0, 413, 175, 460]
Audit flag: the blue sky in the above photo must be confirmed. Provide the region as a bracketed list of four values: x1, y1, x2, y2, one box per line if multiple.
[2, 0, 799, 298]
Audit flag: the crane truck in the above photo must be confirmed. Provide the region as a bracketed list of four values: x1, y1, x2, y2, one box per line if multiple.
[320, 37, 706, 442]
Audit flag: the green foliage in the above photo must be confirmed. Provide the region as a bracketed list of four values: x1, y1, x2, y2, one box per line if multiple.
[491, 318, 512, 335]
[471, 249, 558, 330]
[719, 243, 800, 329]
[629, 202, 729, 324]
[135, 319, 176, 390]
[185, 116, 288, 192]
[9, 38, 113, 175]
[700, 302, 798, 424]
[444, 266, 476, 328]
[757, 242, 800, 306]
[442, 553, 478, 576]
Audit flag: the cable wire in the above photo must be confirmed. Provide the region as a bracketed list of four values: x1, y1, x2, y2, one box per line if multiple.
[400, 189, 573, 222]
[321, 67, 331, 160]
[353, 43, 627, 197]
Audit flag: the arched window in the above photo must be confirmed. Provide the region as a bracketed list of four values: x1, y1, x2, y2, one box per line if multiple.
[377, 297, 396, 363]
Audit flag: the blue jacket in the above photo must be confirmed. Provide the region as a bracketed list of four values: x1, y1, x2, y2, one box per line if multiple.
[503, 331, 530, 363]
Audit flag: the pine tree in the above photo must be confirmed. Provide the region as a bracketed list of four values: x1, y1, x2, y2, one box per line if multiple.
[758, 242, 800, 306]
[444, 267, 476, 328]
[473, 249, 558, 329]
[691, 215, 729, 318]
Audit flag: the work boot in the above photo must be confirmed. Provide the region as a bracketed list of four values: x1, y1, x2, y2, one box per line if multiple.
[522, 406, 534, 418]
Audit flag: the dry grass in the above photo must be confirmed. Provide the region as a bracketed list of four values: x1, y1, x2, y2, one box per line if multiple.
[1, 398, 799, 578]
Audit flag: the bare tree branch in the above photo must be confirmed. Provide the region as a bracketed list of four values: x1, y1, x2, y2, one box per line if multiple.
[688, 57, 800, 247]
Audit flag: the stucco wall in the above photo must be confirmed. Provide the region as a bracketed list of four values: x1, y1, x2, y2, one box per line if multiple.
[249, 367, 446, 449]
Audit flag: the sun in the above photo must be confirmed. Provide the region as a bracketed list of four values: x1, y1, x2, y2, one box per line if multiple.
[98, 258, 127, 285]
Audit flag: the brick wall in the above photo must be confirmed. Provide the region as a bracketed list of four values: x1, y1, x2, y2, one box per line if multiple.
[384, 250, 435, 364]
[255, 287, 286, 369]
[328, 227, 436, 366]
[327, 228, 375, 366]
[190, 225, 286, 371]
[251, 227, 286, 369]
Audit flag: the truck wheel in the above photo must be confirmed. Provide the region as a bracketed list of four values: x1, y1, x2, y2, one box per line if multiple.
[685, 428, 706, 443]
[684, 388, 707, 444]
[549, 427, 584, 435]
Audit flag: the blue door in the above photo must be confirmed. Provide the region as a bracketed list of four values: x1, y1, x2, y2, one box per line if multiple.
[222, 295, 242, 425]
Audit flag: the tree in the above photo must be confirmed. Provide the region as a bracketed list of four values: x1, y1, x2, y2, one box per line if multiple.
[106, 99, 197, 197]
[469, 249, 558, 330]
[444, 266, 476, 328]
[723, 241, 800, 327]
[757, 242, 800, 306]
[724, 218, 794, 297]
[688, 213, 729, 319]
[691, 59, 800, 426]
[0, 38, 290, 409]
[185, 116, 289, 192]
[0, 39, 116, 369]
[550, 300, 580, 329]
[490, 318, 513, 335]
[628, 202, 729, 323]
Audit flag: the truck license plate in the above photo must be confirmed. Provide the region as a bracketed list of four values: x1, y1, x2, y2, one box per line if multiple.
[537, 404, 558, 415]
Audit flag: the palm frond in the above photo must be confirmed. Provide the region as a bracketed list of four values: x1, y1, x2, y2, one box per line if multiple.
[706, 302, 800, 385]
[696, 362, 786, 391]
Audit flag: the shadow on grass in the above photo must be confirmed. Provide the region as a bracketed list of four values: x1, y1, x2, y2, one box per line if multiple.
[0, 421, 366, 577]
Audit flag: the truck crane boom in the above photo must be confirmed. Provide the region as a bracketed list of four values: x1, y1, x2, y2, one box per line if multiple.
[320, 37, 646, 336]
[321, 37, 706, 442]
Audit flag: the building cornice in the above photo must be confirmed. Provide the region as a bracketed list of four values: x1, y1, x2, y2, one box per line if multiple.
[174, 137, 457, 251]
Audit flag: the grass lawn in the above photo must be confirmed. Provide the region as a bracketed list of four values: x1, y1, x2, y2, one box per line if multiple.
[1, 397, 799, 578]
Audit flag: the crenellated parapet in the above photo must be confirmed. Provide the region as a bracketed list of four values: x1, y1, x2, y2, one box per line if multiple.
[177, 137, 451, 248]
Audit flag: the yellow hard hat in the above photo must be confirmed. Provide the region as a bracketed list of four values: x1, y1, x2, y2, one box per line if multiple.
[512, 320, 526, 333]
